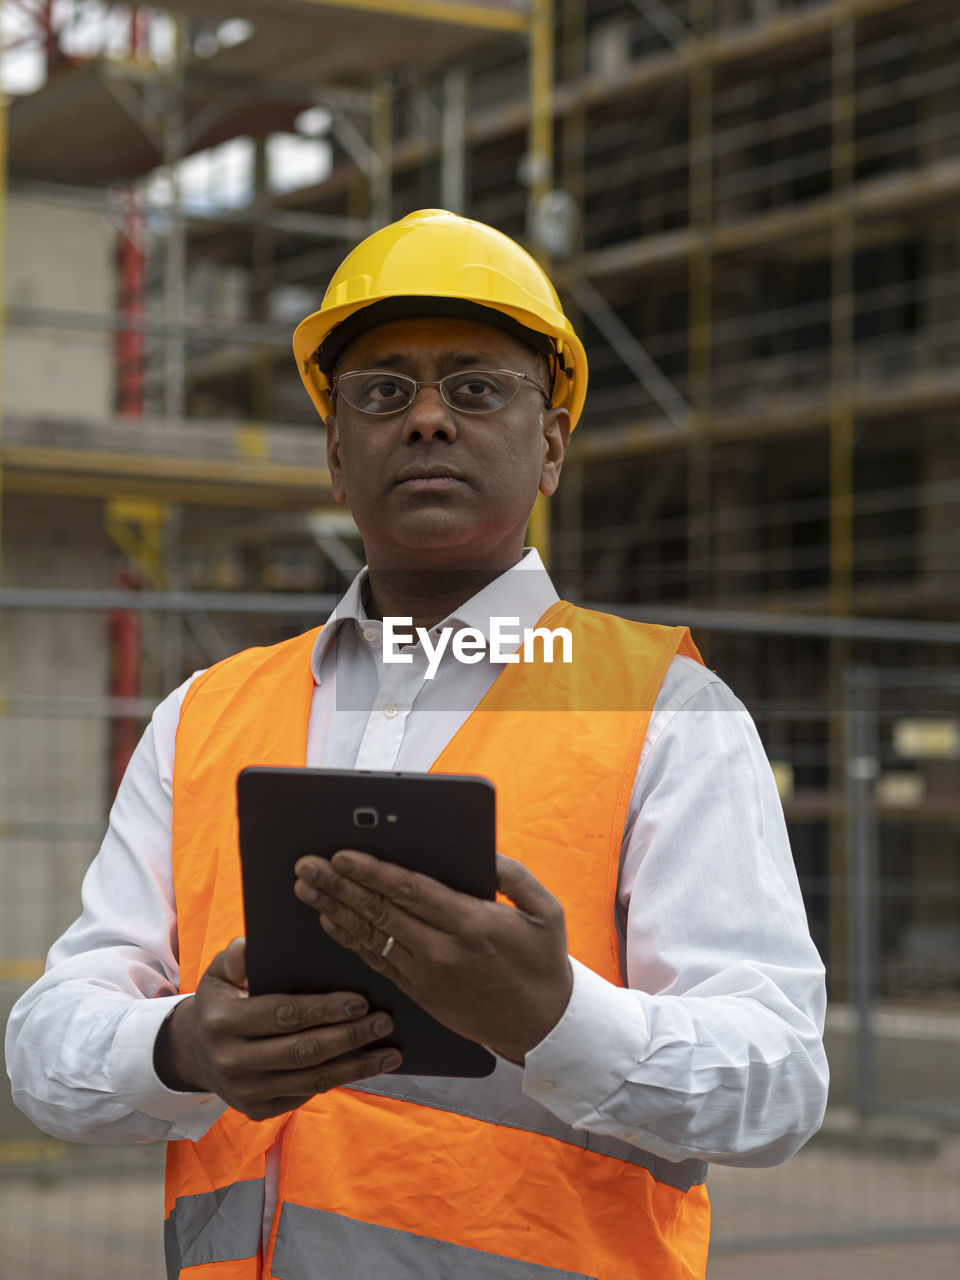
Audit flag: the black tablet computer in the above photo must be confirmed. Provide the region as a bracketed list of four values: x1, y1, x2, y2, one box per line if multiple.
[236, 766, 497, 1078]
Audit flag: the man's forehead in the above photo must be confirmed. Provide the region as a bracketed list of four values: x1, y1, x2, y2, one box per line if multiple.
[337, 317, 536, 370]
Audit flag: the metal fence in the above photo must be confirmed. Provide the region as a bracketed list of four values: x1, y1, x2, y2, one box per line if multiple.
[1, 592, 958, 1277]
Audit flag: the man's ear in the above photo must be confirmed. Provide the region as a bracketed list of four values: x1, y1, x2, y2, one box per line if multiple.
[324, 413, 347, 504]
[539, 407, 571, 497]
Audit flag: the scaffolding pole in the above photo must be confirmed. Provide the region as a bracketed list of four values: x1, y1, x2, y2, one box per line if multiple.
[558, 0, 585, 593]
[525, 0, 555, 565]
[163, 20, 187, 421]
[251, 134, 276, 421]
[0, 0, 7, 581]
[829, 1, 857, 1003]
[371, 79, 394, 225]
[845, 664, 880, 1119]
[687, 0, 713, 606]
[441, 68, 467, 215]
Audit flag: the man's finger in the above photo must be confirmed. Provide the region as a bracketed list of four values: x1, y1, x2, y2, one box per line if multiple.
[202, 941, 375, 1036]
[322, 850, 461, 928]
[251, 1047, 403, 1114]
[318, 910, 412, 989]
[198, 983, 372, 1041]
[234, 1010, 396, 1074]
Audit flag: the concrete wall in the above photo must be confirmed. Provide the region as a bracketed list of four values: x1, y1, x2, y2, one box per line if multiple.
[2, 195, 113, 420]
[0, 496, 116, 1142]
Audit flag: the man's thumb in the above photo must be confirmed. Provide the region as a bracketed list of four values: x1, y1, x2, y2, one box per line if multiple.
[220, 936, 248, 990]
[495, 854, 557, 920]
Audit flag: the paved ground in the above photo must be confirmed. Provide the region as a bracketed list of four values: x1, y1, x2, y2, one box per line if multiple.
[1, 1120, 958, 1278]
[709, 1241, 959, 1279]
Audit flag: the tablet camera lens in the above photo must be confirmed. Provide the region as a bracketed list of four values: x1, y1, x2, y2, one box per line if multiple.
[353, 807, 379, 828]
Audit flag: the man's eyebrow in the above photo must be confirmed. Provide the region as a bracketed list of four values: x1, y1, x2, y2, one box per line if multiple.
[358, 350, 501, 370]
[443, 351, 499, 368]
[357, 353, 407, 370]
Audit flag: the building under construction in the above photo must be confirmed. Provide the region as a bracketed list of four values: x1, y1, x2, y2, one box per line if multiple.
[1, 0, 958, 1269]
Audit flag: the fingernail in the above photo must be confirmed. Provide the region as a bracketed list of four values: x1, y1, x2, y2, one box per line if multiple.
[297, 881, 319, 903]
[372, 1015, 392, 1036]
[344, 999, 366, 1018]
[379, 1051, 401, 1072]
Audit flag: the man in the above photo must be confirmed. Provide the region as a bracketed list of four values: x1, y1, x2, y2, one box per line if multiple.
[6, 210, 828, 1279]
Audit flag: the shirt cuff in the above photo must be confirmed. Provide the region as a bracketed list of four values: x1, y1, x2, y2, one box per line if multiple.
[109, 994, 227, 1141]
[521, 957, 649, 1127]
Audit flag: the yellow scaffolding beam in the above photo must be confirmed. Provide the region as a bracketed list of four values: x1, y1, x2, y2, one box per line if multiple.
[104, 498, 168, 589]
[293, 0, 528, 33]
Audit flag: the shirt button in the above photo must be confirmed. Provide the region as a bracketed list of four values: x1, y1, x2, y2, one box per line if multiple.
[383, 704, 399, 719]
[363, 628, 377, 643]
[535, 1080, 557, 1094]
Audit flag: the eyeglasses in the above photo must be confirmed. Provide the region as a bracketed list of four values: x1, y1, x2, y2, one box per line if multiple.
[332, 368, 551, 416]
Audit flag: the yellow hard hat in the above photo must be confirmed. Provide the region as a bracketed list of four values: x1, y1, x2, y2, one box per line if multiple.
[292, 209, 587, 428]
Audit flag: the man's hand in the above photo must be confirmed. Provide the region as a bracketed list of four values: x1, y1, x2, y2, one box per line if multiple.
[293, 853, 574, 1064]
[154, 937, 401, 1120]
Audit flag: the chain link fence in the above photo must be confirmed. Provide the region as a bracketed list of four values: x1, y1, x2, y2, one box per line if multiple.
[1, 593, 958, 1277]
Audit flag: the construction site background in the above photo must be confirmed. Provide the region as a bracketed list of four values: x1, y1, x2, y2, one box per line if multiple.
[0, 2, 957, 1276]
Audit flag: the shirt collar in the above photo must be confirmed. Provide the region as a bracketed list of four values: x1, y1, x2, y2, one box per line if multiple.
[310, 548, 559, 681]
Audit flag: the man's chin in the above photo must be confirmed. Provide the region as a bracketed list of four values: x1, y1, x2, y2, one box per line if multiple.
[362, 520, 518, 570]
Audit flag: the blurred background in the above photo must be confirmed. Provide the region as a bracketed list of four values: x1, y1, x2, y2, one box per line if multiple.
[0, 0, 957, 1276]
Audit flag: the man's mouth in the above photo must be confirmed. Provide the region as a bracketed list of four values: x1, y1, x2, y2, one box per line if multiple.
[394, 465, 467, 490]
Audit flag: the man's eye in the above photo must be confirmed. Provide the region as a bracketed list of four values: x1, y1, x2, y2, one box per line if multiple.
[371, 380, 404, 399]
[449, 373, 502, 397]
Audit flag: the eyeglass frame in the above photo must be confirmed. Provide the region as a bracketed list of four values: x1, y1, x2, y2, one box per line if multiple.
[330, 367, 553, 416]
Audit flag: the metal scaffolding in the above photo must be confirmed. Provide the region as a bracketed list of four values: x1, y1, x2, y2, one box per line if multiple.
[0, 0, 958, 996]
[1, 7, 959, 1270]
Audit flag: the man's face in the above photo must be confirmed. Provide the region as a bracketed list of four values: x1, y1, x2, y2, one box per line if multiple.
[324, 318, 570, 571]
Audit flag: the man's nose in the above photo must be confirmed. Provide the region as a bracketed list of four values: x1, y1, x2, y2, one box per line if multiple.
[400, 385, 458, 442]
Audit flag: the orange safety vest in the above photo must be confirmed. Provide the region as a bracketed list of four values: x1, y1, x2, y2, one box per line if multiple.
[166, 600, 711, 1280]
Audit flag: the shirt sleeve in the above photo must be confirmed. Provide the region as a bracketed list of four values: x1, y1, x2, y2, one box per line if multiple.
[521, 656, 829, 1168]
[4, 675, 228, 1145]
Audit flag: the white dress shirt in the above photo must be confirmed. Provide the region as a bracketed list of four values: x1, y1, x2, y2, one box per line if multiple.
[6, 550, 828, 1200]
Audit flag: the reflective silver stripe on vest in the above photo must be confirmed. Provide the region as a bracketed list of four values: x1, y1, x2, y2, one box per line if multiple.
[349, 1060, 706, 1193]
[272, 1203, 598, 1280]
[164, 1177, 264, 1278]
